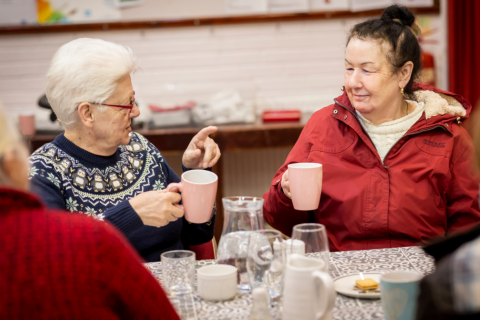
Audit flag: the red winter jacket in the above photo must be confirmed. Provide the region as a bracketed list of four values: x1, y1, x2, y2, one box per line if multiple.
[0, 187, 180, 320]
[263, 84, 480, 251]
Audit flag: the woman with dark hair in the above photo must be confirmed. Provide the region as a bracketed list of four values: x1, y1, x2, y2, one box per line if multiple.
[263, 5, 480, 251]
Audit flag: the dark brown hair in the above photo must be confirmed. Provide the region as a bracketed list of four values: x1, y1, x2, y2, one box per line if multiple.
[347, 4, 422, 96]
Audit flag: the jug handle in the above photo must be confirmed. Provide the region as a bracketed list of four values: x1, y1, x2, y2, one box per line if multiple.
[312, 271, 336, 320]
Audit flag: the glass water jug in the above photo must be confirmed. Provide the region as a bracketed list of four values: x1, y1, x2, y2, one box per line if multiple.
[217, 196, 265, 293]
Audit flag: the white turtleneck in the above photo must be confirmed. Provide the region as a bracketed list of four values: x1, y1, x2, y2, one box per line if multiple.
[356, 100, 425, 163]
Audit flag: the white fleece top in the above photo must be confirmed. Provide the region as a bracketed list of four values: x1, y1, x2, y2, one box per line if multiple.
[356, 100, 425, 163]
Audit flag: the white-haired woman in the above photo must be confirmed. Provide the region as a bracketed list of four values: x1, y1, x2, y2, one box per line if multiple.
[29, 38, 220, 262]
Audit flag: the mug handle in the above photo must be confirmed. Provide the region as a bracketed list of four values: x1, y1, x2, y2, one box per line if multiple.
[312, 271, 336, 320]
[166, 182, 183, 193]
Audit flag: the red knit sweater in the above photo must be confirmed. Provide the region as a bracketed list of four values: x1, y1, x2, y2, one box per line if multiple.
[0, 187, 180, 320]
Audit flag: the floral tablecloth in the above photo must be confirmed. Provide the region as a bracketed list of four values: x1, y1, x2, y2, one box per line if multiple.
[145, 246, 435, 320]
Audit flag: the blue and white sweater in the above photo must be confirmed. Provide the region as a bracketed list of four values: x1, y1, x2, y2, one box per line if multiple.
[28, 132, 216, 262]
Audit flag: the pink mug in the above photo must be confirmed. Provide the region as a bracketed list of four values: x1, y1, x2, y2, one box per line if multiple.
[166, 170, 218, 223]
[18, 114, 35, 136]
[287, 163, 322, 211]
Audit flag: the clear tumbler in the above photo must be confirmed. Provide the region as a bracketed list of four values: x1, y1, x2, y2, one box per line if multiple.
[161, 250, 196, 296]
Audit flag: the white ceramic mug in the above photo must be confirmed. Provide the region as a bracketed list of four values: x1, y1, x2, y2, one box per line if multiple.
[197, 264, 237, 301]
[283, 254, 336, 320]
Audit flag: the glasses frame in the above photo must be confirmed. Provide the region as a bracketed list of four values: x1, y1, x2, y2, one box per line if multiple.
[89, 93, 136, 110]
[98, 103, 133, 110]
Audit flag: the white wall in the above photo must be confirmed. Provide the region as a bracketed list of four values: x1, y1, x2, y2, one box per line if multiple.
[0, 6, 448, 198]
[0, 12, 447, 124]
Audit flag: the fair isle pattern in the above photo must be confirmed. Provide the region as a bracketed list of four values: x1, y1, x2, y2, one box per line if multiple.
[29, 133, 167, 217]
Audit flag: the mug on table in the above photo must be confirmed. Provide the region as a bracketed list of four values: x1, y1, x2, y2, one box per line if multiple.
[380, 271, 423, 320]
[166, 169, 218, 223]
[18, 114, 35, 136]
[283, 254, 336, 320]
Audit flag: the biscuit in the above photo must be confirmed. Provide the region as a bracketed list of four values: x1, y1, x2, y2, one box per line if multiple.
[355, 278, 378, 290]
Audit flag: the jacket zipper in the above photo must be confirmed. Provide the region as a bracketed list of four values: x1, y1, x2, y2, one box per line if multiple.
[334, 98, 450, 167]
[333, 99, 378, 151]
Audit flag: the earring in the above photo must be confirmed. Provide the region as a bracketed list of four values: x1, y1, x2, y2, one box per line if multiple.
[341, 86, 345, 92]
[400, 88, 404, 96]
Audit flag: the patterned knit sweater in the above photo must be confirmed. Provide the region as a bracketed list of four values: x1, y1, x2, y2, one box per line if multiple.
[356, 100, 425, 162]
[28, 132, 215, 262]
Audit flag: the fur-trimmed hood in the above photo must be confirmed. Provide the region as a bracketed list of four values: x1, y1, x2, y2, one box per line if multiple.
[413, 90, 466, 120]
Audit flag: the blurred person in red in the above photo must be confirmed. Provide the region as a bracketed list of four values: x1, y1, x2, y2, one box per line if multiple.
[0, 103, 179, 319]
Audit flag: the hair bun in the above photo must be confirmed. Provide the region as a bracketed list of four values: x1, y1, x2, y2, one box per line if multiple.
[381, 4, 415, 27]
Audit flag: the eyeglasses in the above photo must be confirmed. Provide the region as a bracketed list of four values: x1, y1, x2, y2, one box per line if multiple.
[97, 101, 135, 110]
[91, 94, 136, 110]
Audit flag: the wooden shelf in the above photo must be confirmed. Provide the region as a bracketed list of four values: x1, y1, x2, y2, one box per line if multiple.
[29, 122, 305, 153]
[0, 1, 439, 36]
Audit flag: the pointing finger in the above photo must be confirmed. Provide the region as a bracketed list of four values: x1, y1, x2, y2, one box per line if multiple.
[194, 126, 218, 142]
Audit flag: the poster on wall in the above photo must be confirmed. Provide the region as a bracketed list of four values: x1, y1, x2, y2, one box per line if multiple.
[268, 0, 309, 13]
[225, 0, 268, 15]
[37, 0, 121, 24]
[349, 0, 392, 12]
[311, 0, 350, 12]
[0, 0, 37, 25]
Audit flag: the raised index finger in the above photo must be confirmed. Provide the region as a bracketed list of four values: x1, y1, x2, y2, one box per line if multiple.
[194, 126, 218, 142]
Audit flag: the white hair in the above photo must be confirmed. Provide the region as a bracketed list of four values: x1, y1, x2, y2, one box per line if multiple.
[46, 38, 138, 128]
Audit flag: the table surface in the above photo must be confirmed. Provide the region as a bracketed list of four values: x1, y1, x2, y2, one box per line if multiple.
[146, 246, 434, 320]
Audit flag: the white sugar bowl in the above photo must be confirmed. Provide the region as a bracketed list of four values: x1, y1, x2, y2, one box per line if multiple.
[197, 264, 237, 301]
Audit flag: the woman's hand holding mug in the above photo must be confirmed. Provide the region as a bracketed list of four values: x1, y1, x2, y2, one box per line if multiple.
[129, 190, 184, 228]
[281, 170, 292, 199]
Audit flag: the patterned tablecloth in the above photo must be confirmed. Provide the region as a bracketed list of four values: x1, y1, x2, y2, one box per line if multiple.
[145, 246, 435, 320]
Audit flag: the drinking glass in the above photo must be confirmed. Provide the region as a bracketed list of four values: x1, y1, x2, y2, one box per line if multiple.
[291, 223, 329, 269]
[161, 250, 195, 296]
[217, 196, 264, 293]
[247, 229, 286, 303]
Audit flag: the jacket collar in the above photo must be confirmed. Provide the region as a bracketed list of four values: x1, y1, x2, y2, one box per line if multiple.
[334, 83, 472, 135]
[0, 187, 45, 216]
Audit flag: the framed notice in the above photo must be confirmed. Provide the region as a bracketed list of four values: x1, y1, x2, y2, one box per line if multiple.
[395, 0, 434, 7]
[225, 0, 268, 15]
[349, 0, 392, 12]
[0, 0, 37, 25]
[268, 0, 309, 13]
[311, 0, 350, 12]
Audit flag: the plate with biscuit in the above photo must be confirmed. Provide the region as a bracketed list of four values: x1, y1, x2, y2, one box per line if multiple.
[333, 272, 381, 299]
